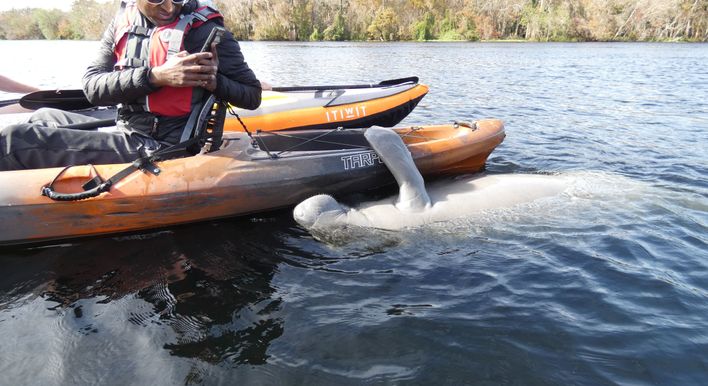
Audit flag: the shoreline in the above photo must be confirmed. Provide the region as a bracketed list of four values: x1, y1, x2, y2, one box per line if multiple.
[1, 39, 703, 44]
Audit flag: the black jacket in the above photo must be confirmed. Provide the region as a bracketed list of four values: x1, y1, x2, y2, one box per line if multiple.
[82, 2, 262, 144]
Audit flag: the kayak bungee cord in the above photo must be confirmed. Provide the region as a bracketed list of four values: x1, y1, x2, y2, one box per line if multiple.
[227, 105, 254, 140]
[42, 97, 226, 202]
[263, 127, 372, 157]
[396, 121, 478, 142]
[227, 105, 279, 159]
[228, 105, 371, 158]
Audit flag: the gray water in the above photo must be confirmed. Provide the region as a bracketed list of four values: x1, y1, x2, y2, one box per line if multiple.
[0, 41, 707, 385]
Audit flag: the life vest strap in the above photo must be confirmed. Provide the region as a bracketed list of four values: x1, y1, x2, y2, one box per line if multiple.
[127, 25, 150, 36]
[193, 10, 209, 22]
[167, 6, 220, 59]
[116, 57, 149, 68]
[167, 15, 195, 58]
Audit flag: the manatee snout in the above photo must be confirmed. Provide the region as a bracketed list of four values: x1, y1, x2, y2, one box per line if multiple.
[293, 194, 347, 229]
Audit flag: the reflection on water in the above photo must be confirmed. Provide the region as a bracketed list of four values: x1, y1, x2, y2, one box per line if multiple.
[0, 214, 303, 384]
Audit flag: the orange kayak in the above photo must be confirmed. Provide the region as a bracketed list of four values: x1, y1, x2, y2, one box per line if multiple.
[0, 120, 505, 246]
[228, 78, 428, 132]
[11, 78, 428, 132]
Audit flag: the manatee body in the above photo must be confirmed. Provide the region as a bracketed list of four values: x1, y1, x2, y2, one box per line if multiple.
[293, 126, 572, 231]
[293, 173, 570, 231]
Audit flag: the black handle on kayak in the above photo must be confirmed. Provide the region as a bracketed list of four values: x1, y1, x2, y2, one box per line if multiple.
[40, 164, 112, 202]
[41, 182, 112, 202]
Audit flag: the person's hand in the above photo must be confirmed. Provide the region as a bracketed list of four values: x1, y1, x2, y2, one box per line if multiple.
[196, 43, 219, 92]
[260, 80, 273, 91]
[149, 50, 217, 89]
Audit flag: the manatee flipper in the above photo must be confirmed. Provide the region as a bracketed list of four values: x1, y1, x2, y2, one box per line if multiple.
[364, 127, 431, 212]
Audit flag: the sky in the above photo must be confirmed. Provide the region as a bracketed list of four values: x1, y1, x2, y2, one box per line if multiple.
[0, 0, 113, 12]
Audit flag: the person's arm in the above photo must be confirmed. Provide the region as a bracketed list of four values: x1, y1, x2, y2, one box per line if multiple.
[185, 21, 262, 110]
[82, 18, 157, 106]
[84, 18, 223, 107]
[0, 75, 39, 93]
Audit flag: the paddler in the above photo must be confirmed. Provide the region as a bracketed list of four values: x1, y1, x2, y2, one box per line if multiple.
[0, 0, 263, 171]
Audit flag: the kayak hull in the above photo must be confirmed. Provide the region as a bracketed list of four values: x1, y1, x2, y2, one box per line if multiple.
[0, 120, 504, 246]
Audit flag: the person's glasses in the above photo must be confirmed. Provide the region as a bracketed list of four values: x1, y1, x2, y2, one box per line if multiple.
[146, 0, 185, 5]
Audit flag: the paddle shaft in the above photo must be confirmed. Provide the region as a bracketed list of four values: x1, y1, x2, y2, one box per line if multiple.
[271, 76, 418, 92]
[0, 98, 20, 109]
[6, 77, 419, 112]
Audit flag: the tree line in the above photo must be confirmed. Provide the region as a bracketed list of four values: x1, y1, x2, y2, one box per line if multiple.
[0, 0, 705, 42]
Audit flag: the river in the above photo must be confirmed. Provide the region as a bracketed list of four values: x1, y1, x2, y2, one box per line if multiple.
[0, 40, 706, 385]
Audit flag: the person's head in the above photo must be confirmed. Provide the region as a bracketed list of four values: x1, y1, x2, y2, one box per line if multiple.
[136, 0, 185, 27]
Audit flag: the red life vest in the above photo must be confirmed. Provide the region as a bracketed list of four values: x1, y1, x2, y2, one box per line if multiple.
[113, 0, 222, 117]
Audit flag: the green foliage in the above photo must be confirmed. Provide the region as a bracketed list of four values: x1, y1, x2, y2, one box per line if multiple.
[413, 12, 435, 41]
[254, 21, 290, 40]
[437, 9, 464, 41]
[439, 12, 455, 33]
[291, 0, 314, 41]
[0, 0, 114, 41]
[0, 8, 42, 40]
[310, 26, 322, 41]
[34, 9, 65, 40]
[438, 29, 462, 41]
[323, 11, 347, 41]
[216, 0, 252, 40]
[521, 2, 574, 41]
[68, 0, 114, 40]
[367, 7, 399, 41]
[462, 16, 480, 41]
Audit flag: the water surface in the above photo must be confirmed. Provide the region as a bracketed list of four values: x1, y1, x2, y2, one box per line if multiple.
[0, 41, 706, 385]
